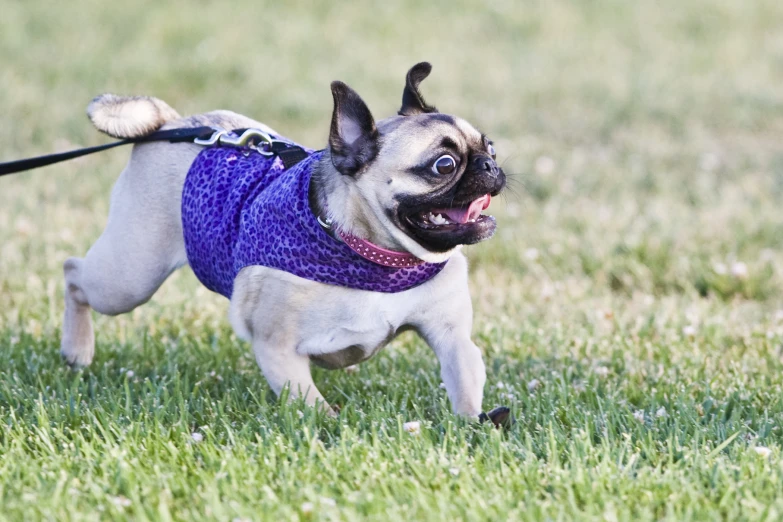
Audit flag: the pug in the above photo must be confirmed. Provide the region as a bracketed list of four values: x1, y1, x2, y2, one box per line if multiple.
[60, 62, 508, 424]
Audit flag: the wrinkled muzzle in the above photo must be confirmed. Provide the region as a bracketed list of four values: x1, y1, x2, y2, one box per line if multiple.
[398, 155, 506, 253]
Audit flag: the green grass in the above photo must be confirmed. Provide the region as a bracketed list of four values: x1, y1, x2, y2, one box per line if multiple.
[3, 0, 783, 520]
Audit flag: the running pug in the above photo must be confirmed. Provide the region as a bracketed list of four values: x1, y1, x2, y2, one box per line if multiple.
[60, 62, 509, 425]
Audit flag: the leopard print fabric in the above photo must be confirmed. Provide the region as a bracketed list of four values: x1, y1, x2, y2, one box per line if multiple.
[181, 142, 446, 298]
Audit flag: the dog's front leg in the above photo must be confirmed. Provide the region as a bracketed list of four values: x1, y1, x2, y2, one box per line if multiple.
[231, 269, 333, 414]
[251, 336, 332, 414]
[418, 320, 486, 418]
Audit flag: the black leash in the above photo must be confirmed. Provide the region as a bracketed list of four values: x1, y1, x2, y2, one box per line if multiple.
[0, 126, 309, 176]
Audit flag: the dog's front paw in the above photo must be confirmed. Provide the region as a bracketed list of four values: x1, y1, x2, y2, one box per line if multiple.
[60, 349, 93, 370]
[60, 331, 94, 369]
[479, 406, 514, 429]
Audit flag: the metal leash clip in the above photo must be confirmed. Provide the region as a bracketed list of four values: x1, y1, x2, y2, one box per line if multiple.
[192, 127, 229, 146]
[193, 127, 292, 157]
[221, 129, 273, 148]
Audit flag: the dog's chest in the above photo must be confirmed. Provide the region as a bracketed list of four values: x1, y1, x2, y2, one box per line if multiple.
[296, 292, 412, 369]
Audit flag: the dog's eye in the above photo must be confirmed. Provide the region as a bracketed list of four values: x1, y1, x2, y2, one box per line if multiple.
[487, 143, 496, 159]
[432, 155, 456, 175]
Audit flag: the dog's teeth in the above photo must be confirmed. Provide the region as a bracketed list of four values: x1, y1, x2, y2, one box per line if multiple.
[429, 213, 448, 225]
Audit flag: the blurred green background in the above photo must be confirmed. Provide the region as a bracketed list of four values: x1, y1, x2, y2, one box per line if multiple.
[3, 1, 783, 520]
[3, 0, 783, 316]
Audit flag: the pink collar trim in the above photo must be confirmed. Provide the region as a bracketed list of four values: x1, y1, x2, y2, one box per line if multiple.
[339, 231, 425, 267]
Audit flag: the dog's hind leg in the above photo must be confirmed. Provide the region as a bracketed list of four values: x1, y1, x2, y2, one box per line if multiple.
[61, 245, 184, 367]
[61, 261, 96, 368]
[61, 143, 192, 367]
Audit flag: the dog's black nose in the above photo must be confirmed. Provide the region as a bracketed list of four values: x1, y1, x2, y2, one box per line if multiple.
[473, 155, 499, 177]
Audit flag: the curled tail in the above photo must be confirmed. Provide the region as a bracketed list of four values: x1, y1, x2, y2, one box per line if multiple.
[86, 94, 181, 139]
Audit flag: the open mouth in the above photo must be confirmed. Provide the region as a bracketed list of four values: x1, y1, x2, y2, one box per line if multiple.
[408, 194, 492, 228]
[402, 194, 497, 252]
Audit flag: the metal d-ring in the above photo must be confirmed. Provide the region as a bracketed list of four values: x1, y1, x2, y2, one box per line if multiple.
[316, 215, 333, 230]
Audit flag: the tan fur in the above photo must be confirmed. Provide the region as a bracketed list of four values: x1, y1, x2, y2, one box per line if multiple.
[325, 115, 485, 263]
[61, 91, 491, 418]
[87, 94, 182, 139]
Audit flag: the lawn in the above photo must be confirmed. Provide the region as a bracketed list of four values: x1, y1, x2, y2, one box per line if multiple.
[2, 0, 783, 520]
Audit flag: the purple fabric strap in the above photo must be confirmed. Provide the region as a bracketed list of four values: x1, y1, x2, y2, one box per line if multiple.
[181, 143, 446, 298]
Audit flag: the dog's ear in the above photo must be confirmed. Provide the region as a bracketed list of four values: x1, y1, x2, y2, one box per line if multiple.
[329, 81, 379, 176]
[398, 62, 438, 116]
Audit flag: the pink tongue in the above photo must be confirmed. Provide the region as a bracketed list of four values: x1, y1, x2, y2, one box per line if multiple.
[439, 194, 491, 224]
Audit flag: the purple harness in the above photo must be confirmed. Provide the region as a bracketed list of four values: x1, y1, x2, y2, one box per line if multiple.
[181, 142, 446, 298]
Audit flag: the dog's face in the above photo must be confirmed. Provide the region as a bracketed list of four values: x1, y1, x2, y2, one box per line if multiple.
[326, 62, 506, 262]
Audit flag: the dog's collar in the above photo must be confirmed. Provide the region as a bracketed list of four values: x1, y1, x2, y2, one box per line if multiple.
[339, 232, 425, 267]
[317, 215, 425, 268]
